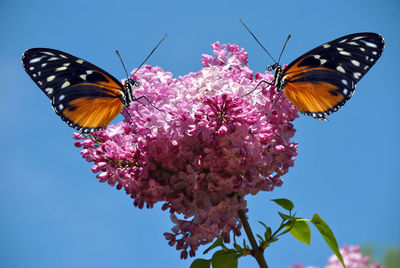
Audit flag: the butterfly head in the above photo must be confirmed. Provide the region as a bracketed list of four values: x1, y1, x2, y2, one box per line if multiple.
[122, 78, 140, 107]
[267, 63, 281, 73]
[124, 78, 140, 89]
[266, 63, 284, 91]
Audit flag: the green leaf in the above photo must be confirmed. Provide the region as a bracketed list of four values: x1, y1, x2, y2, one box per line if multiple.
[211, 250, 238, 268]
[204, 238, 225, 254]
[311, 214, 345, 268]
[271, 198, 294, 211]
[264, 227, 272, 240]
[258, 221, 268, 229]
[287, 220, 311, 245]
[191, 259, 211, 268]
[278, 212, 291, 220]
[256, 234, 264, 243]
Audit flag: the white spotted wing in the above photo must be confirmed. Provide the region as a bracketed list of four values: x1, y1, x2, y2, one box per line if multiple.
[22, 48, 127, 133]
[281, 32, 384, 120]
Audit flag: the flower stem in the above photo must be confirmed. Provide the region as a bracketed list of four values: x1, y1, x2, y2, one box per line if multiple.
[238, 209, 268, 268]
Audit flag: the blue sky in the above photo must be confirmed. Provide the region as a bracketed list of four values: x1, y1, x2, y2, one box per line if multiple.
[1, 0, 399, 267]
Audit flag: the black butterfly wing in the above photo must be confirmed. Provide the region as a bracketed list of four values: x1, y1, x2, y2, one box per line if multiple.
[281, 33, 384, 120]
[22, 48, 126, 133]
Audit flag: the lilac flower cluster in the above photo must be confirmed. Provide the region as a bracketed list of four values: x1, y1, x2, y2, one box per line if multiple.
[326, 245, 386, 268]
[74, 42, 298, 258]
[291, 245, 386, 268]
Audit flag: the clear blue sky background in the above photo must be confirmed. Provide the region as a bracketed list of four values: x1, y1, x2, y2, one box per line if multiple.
[1, 0, 398, 267]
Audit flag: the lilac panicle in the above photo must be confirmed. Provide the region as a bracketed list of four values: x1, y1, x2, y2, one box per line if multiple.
[74, 41, 299, 258]
[326, 245, 386, 268]
[291, 245, 386, 268]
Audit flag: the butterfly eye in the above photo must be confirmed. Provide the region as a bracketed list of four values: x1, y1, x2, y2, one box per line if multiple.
[124, 80, 132, 89]
[267, 65, 272, 71]
[125, 79, 140, 88]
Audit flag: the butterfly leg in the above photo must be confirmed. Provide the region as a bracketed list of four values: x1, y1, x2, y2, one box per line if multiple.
[241, 80, 274, 97]
[122, 107, 134, 124]
[133, 95, 164, 112]
[278, 95, 286, 107]
[121, 96, 164, 123]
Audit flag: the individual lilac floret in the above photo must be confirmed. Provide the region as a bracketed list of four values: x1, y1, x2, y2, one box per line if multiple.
[74, 41, 299, 258]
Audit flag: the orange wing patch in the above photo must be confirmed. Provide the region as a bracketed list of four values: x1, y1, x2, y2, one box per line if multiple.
[283, 81, 344, 113]
[282, 63, 310, 77]
[283, 59, 329, 77]
[75, 80, 123, 98]
[96, 70, 124, 95]
[62, 97, 123, 129]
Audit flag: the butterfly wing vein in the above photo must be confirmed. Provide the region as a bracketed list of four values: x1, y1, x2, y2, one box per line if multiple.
[281, 32, 384, 120]
[22, 48, 126, 132]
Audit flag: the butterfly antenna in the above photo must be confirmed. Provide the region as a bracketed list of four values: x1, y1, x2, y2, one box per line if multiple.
[131, 33, 167, 78]
[115, 50, 130, 79]
[277, 34, 291, 65]
[239, 18, 277, 64]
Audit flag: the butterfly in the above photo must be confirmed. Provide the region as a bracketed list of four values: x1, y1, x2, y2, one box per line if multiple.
[22, 35, 166, 133]
[241, 20, 385, 120]
[22, 48, 140, 133]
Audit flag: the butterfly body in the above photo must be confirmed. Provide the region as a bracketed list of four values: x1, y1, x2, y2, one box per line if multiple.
[22, 48, 138, 133]
[267, 32, 385, 120]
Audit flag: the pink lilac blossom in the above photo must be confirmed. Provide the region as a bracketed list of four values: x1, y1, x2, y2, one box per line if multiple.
[326, 245, 386, 268]
[291, 245, 385, 268]
[74, 41, 299, 258]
